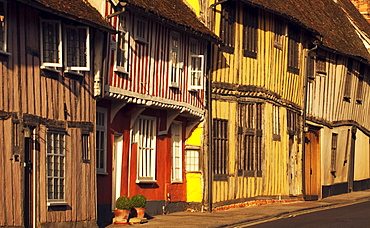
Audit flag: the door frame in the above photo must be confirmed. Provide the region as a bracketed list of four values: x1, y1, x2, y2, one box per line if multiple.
[304, 126, 321, 200]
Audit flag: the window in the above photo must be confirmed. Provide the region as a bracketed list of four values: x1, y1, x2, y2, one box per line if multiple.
[186, 149, 200, 172]
[288, 26, 300, 74]
[213, 118, 228, 180]
[243, 5, 258, 58]
[219, 2, 235, 53]
[132, 116, 156, 182]
[189, 39, 204, 90]
[344, 58, 353, 100]
[64, 25, 90, 71]
[287, 110, 300, 136]
[316, 56, 327, 75]
[47, 131, 66, 204]
[171, 123, 182, 182]
[238, 103, 263, 177]
[82, 132, 90, 163]
[356, 63, 365, 104]
[331, 133, 338, 175]
[96, 107, 107, 174]
[115, 14, 129, 73]
[274, 17, 286, 49]
[272, 105, 280, 141]
[134, 17, 147, 43]
[41, 20, 62, 67]
[169, 32, 182, 87]
[0, 1, 6, 52]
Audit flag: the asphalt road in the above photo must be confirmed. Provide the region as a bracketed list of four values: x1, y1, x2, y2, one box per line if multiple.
[247, 200, 370, 228]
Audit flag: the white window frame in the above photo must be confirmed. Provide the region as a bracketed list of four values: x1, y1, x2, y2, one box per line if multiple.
[132, 115, 157, 183]
[134, 17, 147, 43]
[96, 107, 107, 174]
[64, 25, 90, 71]
[114, 13, 129, 74]
[0, 0, 7, 53]
[169, 32, 182, 88]
[46, 131, 66, 205]
[40, 19, 63, 68]
[188, 55, 204, 90]
[185, 149, 200, 172]
[171, 123, 183, 182]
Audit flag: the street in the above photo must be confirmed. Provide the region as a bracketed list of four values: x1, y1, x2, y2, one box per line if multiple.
[247, 200, 370, 228]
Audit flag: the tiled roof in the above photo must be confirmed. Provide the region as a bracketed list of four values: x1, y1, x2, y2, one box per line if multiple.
[242, 0, 370, 60]
[125, 0, 218, 40]
[21, 0, 114, 31]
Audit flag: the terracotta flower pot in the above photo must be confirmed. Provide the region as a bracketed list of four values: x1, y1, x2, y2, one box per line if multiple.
[114, 209, 130, 225]
[134, 207, 146, 218]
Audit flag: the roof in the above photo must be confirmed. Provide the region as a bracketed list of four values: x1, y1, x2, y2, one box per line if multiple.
[241, 0, 370, 61]
[124, 0, 218, 40]
[18, 0, 114, 31]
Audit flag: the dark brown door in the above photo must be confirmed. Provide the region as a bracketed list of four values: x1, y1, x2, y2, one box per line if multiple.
[304, 128, 320, 200]
[24, 137, 33, 228]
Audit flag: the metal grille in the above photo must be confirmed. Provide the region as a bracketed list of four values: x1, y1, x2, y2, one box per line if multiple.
[213, 118, 228, 175]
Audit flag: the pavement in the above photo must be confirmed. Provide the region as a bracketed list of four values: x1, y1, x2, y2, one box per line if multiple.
[106, 190, 370, 228]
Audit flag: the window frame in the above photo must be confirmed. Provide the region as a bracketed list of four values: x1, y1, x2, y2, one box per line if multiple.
[272, 105, 280, 141]
[242, 5, 258, 58]
[219, 2, 235, 53]
[133, 115, 157, 183]
[96, 107, 107, 174]
[213, 118, 229, 181]
[188, 54, 204, 90]
[114, 13, 130, 74]
[82, 132, 90, 163]
[169, 31, 182, 88]
[0, 0, 7, 53]
[64, 25, 90, 71]
[134, 17, 147, 43]
[274, 16, 286, 49]
[40, 19, 63, 68]
[46, 130, 66, 205]
[171, 123, 183, 183]
[185, 148, 200, 172]
[287, 26, 300, 74]
[331, 133, 338, 174]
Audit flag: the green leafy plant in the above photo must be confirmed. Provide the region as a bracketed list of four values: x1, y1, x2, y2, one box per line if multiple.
[131, 195, 147, 208]
[116, 196, 132, 210]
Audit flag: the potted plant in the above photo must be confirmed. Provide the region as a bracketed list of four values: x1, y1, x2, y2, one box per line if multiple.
[114, 196, 132, 225]
[131, 195, 147, 218]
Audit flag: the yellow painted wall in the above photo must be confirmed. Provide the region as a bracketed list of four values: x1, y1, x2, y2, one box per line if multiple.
[183, 0, 201, 16]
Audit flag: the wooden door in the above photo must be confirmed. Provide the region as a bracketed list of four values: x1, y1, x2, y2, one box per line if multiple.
[304, 128, 320, 200]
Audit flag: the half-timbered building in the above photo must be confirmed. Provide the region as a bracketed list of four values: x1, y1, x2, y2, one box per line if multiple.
[0, 0, 113, 227]
[88, 0, 217, 226]
[185, 0, 370, 210]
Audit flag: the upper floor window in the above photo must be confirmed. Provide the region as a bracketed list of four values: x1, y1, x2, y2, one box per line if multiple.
[40, 19, 90, 71]
[0, 1, 7, 53]
[243, 5, 258, 58]
[41, 20, 62, 67]
[134, 17, 147, 43]
[288, 26, 300, 74]
[344, 58, 353, 100]
[356, 63, 365, 104]
[189, 39, 204, 90]
[65, 25, 90, 71]
[274, 17, 286, 49]
[169, 32, 182, 87]
[115, 14, 129, 73]
[219, 2, 235, 53]
[96, 107, 107, 174]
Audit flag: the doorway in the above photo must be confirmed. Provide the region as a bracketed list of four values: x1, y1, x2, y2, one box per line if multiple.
[304, 127, 321, 200]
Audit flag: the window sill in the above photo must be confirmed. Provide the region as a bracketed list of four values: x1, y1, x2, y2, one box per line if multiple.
[134, 38, 148, 45]
[136, 179, 157, 184]
[274, 43, 283, 50]
[219, 45, 234, 54]
[0, 50, 11, 56]
[114, 67, 129, 75]
[171, 180, 183, 184]
[47, 201, 68, 206]
[97, 171, 109, 176]
[41, 66, 61, 73]
[64, 70, 84, 77]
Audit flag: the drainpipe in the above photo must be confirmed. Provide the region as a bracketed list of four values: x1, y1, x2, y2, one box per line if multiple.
[207, 42, 214, 213]
[302, 40, 319, 198]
